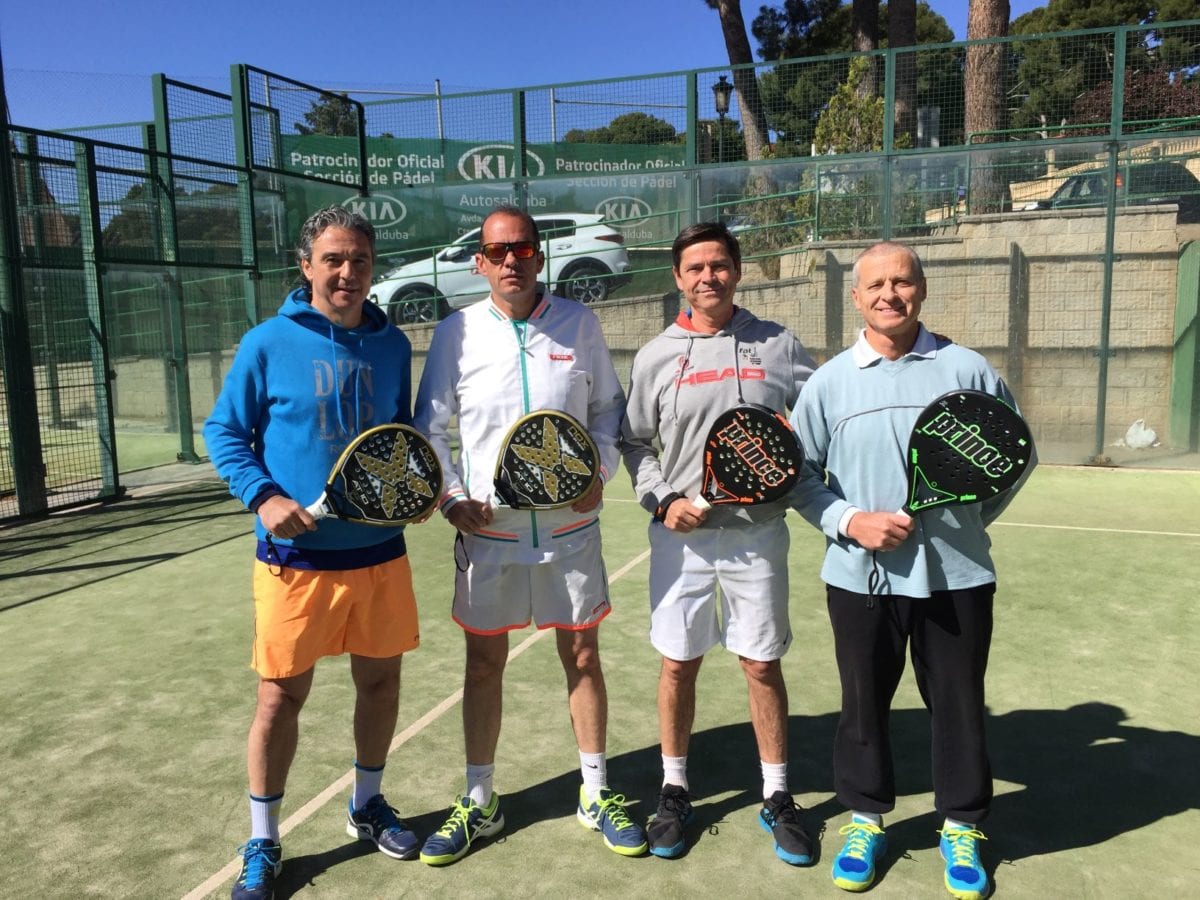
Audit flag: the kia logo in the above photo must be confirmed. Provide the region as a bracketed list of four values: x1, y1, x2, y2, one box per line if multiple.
[596, 196, 652, 228]
[457, 144, 546, 181]
[342, 195, 406, 228]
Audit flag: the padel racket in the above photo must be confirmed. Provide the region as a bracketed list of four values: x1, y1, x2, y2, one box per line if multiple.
[693, 404, 804, 511]
[903, 389, 1033, 515]
[305, 424, 442, 526]
[493, 410, 600, 509]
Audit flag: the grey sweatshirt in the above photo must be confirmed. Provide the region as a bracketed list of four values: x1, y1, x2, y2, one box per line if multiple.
[620, 306, 816, 528]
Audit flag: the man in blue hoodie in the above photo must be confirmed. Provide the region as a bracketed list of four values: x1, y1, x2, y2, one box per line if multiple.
[205, 206, 421, 900]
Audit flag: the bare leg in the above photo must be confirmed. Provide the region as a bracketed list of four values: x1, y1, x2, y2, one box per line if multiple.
[658, 656, 704, 757]
[463, 631, 509, 764]
[741, 656, 788, 765]
[350, 654, 403, 767]
[247, 668, 315, 796]
[556, 627, 606, 753]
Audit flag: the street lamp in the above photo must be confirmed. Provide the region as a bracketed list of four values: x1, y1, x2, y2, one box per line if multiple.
[711, 75, 733, 163]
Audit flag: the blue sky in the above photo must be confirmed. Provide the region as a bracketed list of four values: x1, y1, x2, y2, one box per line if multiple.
[2, 0, 1045, 130]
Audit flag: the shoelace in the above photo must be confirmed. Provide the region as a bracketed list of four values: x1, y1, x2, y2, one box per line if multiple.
[767, 795, 802, 825]
[659, 789, 693, 817]
[597, 793, 637, 830]
[434, 798, 475, 839]
[939, 827, 987, 867]
[237, 842, 278, 887]
[360, 796, 404, 831]
[838, 822, 885, 859]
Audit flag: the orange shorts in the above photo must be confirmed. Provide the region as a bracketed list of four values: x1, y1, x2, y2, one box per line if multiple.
[251, 555, 419, 679]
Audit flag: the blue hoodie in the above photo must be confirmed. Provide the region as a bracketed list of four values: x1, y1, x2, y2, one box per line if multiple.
[204, 287, 413, 567]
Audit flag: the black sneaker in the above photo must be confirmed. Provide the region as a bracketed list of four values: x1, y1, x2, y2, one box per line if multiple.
[346, 794, 420, 860]
[231, 839, 281, 900]
[647, 783, 694, 859]
[759, 791, 815, 866]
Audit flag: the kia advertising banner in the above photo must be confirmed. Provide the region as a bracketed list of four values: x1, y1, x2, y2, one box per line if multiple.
[280, 136, 688, 254]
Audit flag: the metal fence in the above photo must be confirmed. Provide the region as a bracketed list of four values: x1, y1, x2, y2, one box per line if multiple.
[3, 20, 1200, 520]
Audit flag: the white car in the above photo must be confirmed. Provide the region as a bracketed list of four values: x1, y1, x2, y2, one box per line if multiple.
[371, 213, 632, 324]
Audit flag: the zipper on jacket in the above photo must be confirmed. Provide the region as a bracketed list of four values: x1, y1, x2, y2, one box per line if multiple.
[512, 318, 539, 547]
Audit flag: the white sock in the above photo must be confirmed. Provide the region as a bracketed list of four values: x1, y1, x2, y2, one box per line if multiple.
[352, 762, 384, 811]
[466, 763, 495, 807]
[761, 760, 788, 799]
[943, 816, 975, 832]
[249, 792, 283, 842]
[580, 751, 608, 801]
[852, 810, 883, 827]
[662, 755, 689, 791]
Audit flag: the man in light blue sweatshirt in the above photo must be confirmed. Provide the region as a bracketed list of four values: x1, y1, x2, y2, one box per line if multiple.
[790, 241, 1034, 900]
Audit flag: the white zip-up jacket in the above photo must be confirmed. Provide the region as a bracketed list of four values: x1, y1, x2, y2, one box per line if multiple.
[621, 306, 816, 528]
[414, 292, 625, 564]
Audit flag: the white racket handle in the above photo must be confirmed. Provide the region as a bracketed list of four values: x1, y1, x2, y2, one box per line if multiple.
[692, 495, 711, 511]
[304, 496, 331, 521]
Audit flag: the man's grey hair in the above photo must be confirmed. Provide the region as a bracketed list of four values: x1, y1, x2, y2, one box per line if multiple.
[296, 205, 376, 271]
[852, 241, 925, 287]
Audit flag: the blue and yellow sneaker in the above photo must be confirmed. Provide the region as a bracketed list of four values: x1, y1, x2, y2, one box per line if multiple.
[231, 838, 281, 900]
[831, 817, 887, 892]
[346, 793, 419, 860]
[419, 793, 504, 866]
[939, 826, 990, 899]
[577, 787, 648, 856]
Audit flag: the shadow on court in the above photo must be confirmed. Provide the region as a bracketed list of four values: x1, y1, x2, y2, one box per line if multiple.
[0, 483, 250, 612]
[264, 700, 1197, 894]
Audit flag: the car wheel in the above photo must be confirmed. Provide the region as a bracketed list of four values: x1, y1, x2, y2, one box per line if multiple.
[558, 261, 611, 305]
[388, 286, 444, 325]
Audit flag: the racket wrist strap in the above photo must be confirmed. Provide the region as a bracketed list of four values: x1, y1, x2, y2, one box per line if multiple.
[654, 492, 683, 522]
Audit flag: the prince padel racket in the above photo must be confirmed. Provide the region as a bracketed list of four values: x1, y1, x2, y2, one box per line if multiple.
[903, 389, 1033, 515]
[305, 424, 442, 526]
[693, 404, 804, 511]
[493, 410, 600, 509]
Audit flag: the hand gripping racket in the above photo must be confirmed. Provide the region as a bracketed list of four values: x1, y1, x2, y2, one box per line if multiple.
[305, 424, 442, 526]
[493, 410, 600, 509]
[692, 404, 805, 511]
[903, 389, 1033, 515]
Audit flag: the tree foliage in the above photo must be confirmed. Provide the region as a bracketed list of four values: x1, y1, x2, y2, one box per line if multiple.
[564, 112, 679, 144]
[295, 94, 359, 137]
[1009, 1, 1200, 136]
[753, 2, 954, 154]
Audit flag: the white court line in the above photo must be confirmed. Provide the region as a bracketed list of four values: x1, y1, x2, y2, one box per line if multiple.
[182, 546, 652, 900]
[995, 521, 1200, 539]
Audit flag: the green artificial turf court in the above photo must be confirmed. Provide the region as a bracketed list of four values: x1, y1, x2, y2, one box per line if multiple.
[0, 465, 1197, 898]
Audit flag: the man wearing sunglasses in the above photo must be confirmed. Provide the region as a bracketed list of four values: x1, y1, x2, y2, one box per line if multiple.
[414, 205, 644, 865]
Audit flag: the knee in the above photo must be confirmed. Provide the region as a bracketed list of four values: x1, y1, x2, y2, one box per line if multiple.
[256, 681, 307, 721]
[739, 656, 781, 686]
[565, 643, 602, 679]
[464, 650, 506, 686]
[660, 656, 701, 688]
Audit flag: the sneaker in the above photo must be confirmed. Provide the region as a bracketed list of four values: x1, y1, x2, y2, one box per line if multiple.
[231, 838, 281, 900]
[419, 793, 504, 866]
[647, 783, 695, 859]
[577, 787, 648, 856]
[831, 819, 888, 892]
[939, 826, 990, 900]
[759, 791, 815, 866]
[346, 794, 419, 860]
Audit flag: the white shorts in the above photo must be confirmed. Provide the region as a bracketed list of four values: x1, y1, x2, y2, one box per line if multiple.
[453, 536, 611, 635]
[648, 515, 791, 662]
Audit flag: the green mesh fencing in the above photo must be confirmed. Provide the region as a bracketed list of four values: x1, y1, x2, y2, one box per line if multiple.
[4, 21, 1200, 519]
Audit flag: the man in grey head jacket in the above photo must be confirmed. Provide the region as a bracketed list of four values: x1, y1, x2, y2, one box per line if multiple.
[620, 221, 817, 866]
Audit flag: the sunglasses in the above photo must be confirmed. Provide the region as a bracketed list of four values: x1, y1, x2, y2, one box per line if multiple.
[480, 241, 539, 263]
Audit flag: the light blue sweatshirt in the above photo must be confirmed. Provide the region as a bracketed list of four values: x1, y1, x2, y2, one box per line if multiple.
[788, 325, 1035, 597]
